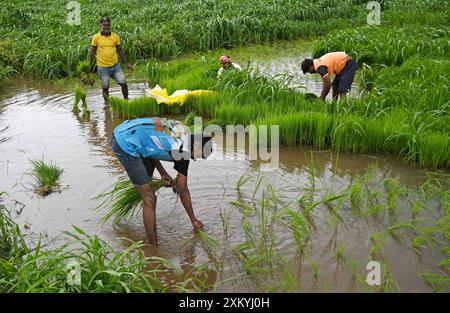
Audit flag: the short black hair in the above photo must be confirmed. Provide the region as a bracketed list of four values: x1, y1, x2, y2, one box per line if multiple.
[190, 134, 213, 159]
[301, 59, 314, 74]
[100, 17, 110, 25]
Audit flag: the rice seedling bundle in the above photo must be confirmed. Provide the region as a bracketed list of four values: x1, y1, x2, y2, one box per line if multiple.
[76, 60, 95, 87]
[96, 177, 178, 225]
[108, 96, 163, 118]
[30, 159, 63, 196]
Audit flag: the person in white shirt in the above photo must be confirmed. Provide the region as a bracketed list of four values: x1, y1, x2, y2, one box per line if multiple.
[217, 55, 242, 77]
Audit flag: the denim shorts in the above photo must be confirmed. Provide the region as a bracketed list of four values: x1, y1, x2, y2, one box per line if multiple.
[111, 134, 154, 186]
[97, 63, 127, 89]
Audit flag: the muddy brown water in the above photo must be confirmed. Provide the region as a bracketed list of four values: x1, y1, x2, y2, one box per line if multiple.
[0, 73, 447, 292]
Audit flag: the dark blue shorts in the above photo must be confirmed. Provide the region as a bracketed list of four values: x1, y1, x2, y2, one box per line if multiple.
[332, 59, 357, 93]
[112, 135, 155, 186]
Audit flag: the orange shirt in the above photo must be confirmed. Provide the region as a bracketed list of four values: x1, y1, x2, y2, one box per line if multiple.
[313, 52, 348, 77]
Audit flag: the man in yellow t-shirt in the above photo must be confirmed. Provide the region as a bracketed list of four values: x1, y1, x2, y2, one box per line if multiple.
[88, 17, 133, 101]
[301, 51, 356, 101]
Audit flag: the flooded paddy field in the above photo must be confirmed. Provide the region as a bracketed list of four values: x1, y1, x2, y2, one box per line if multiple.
[1, 76, 447, 292]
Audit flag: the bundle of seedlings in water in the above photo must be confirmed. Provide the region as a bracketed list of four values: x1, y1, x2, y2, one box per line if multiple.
[72, 85, 91, 118]
[76, 60, 96, 87]
[96, 176, 178, 225]
[29, 159, 63, 196]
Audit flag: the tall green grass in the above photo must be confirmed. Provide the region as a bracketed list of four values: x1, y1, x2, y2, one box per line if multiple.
[0, 0, 369, 81]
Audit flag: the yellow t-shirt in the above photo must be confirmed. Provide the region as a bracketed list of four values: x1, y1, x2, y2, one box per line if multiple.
[91, 32, 120, 67]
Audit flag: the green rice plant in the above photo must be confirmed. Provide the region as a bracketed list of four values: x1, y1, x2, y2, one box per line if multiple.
[370, 232, 388, 257]
[336, 242, 347, 263]
[349, 178, 363, 212]
[76, 60, 95, 87]
[95, 177, 177, 225]
[0, 195, 28, 260]
[0, 196, 201, 292]
[359, 63, 386, 92]
[313, 26, 448, 67]
[72, 85, 87, 113]
[306, 257, 319, 283]
[383, 178, 406, 215]
[380, 262, 401, 293]
[281, 207, 311, 254]
[385, 219, 420, 238]
[331, 116, 364, 153]
[29, 159, 63, 196]
[419, 272, 450, 292]
[108, 96, 163, 118]
[0, 64, 14, 87]
[0, 226, 188, 292]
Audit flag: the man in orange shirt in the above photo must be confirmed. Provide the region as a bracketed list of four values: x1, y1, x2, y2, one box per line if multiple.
[88, 17, 133, 101]
[301, 52, 356, 101]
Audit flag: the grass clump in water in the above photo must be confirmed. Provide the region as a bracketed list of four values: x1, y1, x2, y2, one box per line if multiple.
[30, 159, 63, 196]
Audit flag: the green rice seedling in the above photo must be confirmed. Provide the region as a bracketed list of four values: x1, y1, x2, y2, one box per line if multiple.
[331, 116, 364, 153]
[95, 177, 177, 225]
[419, 272, 450, 292]
[349, 177, 363, 213]
[29, 159, 63, 196]
[72, 85, 87, 113]
[0, 196, 28, 260]
[108, 96, 162, 118]
[82, 106, 91, 120]
[336, 242, 347, 263]
[385, 219, 420, 238]
[307, 257, 319, 283]
[198, 230, 220, 252]
[348, 257, 359, 285]
[1, 196, 199, 292]
[1, 226, 185, 292]
[383, 178, 406, 215]
[380, 262, 401, 293]
[218, 207, 232, 239]
[370, 232, 388, 257]
[281, 268, 299, 292]
[76, 60, 95, 87]
[183, 111, 196, 127]
[412, 233, 439, 252]
[438, 256, 450, 271]
[281, 207, 311, 254]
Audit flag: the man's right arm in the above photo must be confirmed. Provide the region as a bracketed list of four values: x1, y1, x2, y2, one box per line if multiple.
[176, 174, 203, 231]
[88, 46, 97, 64]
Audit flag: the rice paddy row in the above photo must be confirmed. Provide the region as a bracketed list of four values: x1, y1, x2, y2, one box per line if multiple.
[108, 53, 450, 168]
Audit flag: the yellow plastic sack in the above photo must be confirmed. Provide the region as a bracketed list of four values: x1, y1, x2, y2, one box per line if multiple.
[145, 85, 215, 106]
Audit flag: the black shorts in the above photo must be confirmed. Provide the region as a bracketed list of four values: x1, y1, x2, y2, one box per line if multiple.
[332, 59, 357, 93]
